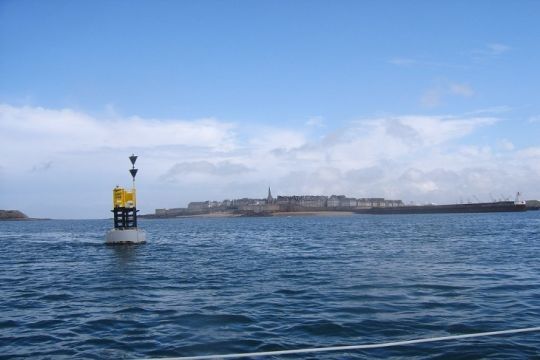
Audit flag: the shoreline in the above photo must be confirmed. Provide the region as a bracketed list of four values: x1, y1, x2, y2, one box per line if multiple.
[142, 211, 355, 219]
[271, 211, 354, 217]
[180, 212, 243, 218]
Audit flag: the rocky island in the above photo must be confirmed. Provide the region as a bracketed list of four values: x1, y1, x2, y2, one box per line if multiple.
[0, 210, 29, 220]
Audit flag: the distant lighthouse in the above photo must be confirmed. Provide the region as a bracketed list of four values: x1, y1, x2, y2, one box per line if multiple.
[105, 154, 146, 244]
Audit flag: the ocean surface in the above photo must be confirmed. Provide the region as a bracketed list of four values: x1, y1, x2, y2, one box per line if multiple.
[1, 212, 539, 359]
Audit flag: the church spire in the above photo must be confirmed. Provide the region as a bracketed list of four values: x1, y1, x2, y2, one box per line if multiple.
[267, 187, 273, 203]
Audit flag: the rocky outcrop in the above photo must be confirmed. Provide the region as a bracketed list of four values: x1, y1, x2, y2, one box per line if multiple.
[0, 210, 28, 220]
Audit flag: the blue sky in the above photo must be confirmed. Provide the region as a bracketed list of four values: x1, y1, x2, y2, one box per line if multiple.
[1, 1, 539, 218]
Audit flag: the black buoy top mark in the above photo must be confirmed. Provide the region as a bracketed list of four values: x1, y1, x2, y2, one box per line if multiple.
[129, 154, 138, 166]
[129, 154, 138, 180]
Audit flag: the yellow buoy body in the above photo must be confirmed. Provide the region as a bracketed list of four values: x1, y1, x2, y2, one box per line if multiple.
[106, 155, 145, 244]
[113, 186, 136, 208]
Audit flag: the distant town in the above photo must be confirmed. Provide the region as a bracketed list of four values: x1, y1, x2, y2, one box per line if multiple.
[147, 188, 404, 218]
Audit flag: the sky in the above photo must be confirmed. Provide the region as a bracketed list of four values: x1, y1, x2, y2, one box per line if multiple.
[1, 0, 539, 219]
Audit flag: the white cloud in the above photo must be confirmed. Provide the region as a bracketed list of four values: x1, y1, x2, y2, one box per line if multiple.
[472, 43, 511, 61]
[391, 43, 510, 71]
[0, 103, 538, 218]
[249, 128, 306, 152]
[420, 88, 442, 107]
[529, 115, 540, 123]
[161, 161, 252, 182]
[0, 104, 236, 155]
[518, 147, 540, 158]
[486, 43, 511, 55]
[421, 82, 475, 107]
[305, 116, 324, 128]
[449, 83, 474, 97]
[499, 139, 515, 151]
[466, 106, 512, 115]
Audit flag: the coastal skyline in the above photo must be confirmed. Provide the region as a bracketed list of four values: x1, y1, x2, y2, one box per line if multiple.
[1, 1, 540, 218]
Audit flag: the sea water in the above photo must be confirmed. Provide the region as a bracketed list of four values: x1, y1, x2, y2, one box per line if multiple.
[0, 212, 539, 359]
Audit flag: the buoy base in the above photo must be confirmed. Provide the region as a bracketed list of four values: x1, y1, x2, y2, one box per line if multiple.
[106, 228, 146, 244]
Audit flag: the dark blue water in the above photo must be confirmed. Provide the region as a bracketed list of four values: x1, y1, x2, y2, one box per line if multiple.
[1, 213, 539, 359]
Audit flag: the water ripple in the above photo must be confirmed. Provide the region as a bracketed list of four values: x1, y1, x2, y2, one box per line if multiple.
[1, 214, 539, 358]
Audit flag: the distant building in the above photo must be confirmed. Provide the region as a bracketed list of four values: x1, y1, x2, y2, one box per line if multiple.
[355, 198, 403, 208]
[340, 197, 357, 207]
[188, 201, 210, 210]
[232, 198, 261, 207]
[356, 198, 371, 208]
[275, 195, 327, 209]
[155, 208, 168, 216]
[299, 195, 327, 208]
[385, 199, 404, 207]
[230, 189, 279, 212]
[276, 196, 292, 210]
[328, 195, 358, 208]
[327, 195, 343, 208]
[156, 189, 404, 216]
[356, 198, 381, 207]
[222, 199, 232, 207]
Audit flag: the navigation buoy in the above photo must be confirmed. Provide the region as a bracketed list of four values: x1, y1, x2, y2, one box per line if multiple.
[105, 154, 146, 244]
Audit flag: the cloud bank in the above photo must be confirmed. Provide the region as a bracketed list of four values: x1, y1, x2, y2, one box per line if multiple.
[0, 103, 538, 218]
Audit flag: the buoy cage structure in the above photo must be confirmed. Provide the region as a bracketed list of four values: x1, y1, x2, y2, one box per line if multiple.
[106, 154, 146, 244]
